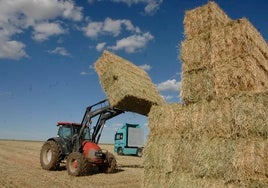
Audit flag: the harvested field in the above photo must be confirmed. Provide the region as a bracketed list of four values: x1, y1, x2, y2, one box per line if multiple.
[0, 140, 144, 188]
[95, 50, 164, 116]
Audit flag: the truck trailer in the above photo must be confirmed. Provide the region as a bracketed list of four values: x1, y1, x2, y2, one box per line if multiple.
[114, 123, 144, 157]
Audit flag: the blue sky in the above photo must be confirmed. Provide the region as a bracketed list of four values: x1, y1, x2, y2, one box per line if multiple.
[0, 0, 267, 143]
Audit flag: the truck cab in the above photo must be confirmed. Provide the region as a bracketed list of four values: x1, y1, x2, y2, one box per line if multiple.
[114, 123, 144, 157]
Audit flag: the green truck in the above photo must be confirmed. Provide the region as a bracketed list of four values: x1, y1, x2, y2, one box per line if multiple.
[114, 123, 144, 157]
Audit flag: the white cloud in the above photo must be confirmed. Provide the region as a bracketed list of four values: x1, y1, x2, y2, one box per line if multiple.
[139, 64, 152, 71]
[33, 22, 65, 41]
[80, 71, 89, 75]
[0, 40, 28, 60]
[108, 32, 153, 53]
[61, 1, 83, 21]
[161, 95, 174, 101]
[83, 21, 103, 38]
[103, 18, 138, 36]
[96, 42, 107, 51]
[80, 64, 95, 76]
[107, 0, 163, 15]
[48, 47, 70, 56]
[83, 17, 151, 53]
[157, 79, 181, 92]
[144, 0, 163, 15]
[0, 0, 82, 23]
[83, 17, 140, 38]
[0, 0, 83, 60]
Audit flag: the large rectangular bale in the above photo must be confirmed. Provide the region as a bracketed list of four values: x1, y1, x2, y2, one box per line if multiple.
[149, 97, 234, 139]
[184, 2, 231, 39]
[214, 56, 268, 98]
[180, 68, 215, 104]
[94, 50, 164, 115]
[148, 104, 176, 135]
[231, 90, 268, 138]
[180, 32, 212, 71]
[181, 18, 268, 74]
[150, 90, 268, 138]
[211, 18, 268, 67]
[144, 136, 268, 187]
[191, 138, 268, 187]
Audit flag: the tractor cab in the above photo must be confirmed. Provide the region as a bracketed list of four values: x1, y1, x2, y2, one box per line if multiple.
[57, 122, 90, 141]
[56, 122, 91, 154]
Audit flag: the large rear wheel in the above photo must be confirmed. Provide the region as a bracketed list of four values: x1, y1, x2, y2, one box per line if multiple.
[40, 140, 61, 170]
[66, 152, 89, 176]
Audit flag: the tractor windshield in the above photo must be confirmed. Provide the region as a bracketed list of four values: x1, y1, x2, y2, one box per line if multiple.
[58, 126, 72, 139]
[57, 125, 80, 140]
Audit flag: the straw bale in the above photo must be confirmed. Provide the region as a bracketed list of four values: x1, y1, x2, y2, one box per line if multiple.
[149, 97, 234, 139]
[181, 9, 268, 103]
[144, 135, 268, 187]
[231, 91, 268, 138]
[211, 18, 268, 67]
[94, 50, 164, 115]
[214, 56, 268, 98]
[180, 68, 215, 104]
[181, 54, 268, 102]
[149, 91, 268, 138]
[143, 169, 235, 188]
[181, 18, 268, 73]
[181, 32, 212, 71]
[184, 2, 231, 39]
[230, 139, 268, 183]
[191, 138, 268, 187]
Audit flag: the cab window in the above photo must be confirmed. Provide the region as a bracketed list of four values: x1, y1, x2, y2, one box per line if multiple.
[82, 127, 90, 140]
[58, 126, 72, 139]
[115, 133, 123, 140]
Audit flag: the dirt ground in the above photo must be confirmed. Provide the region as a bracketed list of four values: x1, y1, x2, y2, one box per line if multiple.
[0, 140, 144, 188]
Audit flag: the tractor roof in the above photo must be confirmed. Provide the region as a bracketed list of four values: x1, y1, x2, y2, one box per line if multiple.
[57, 122, 81, 127]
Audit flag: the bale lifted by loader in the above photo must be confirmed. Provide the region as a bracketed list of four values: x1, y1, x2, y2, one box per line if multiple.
[40, 99, 124, 176]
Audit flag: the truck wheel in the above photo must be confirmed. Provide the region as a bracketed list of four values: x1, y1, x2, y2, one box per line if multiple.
[40, 140, 61, 170]
[100, 152, 117, 173]
[117, 147, 123, 155]
[66, 152, 89, 176]
[136, 148, 143, 157]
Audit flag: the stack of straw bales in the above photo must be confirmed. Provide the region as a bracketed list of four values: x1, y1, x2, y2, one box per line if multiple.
[94, 50, 164, 116]
[93, 2, 268, 187]
[144, 91, 268, 187]
[181, 2, 268, 104]
[143, 2, 268, 187]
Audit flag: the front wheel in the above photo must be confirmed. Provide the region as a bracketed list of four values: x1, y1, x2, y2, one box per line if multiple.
[99, 152, 117, 173]
[117, 147, 123, 155]
[66, 152, 89, 176]
[136, 148, 143, 157]
[40, 140, 61, 170]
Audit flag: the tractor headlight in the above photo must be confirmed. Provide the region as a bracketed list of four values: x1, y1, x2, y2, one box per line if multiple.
[95, 150, 104, 157]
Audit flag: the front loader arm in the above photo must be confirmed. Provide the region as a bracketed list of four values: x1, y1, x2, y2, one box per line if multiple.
[74, 99, 124, 152]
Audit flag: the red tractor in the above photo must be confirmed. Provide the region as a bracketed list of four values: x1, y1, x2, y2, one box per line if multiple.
[40, 99, 124, 176]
